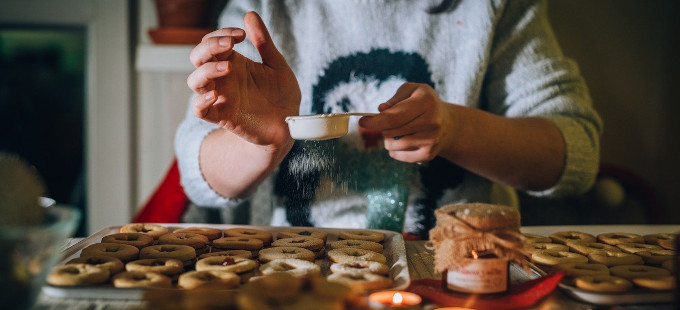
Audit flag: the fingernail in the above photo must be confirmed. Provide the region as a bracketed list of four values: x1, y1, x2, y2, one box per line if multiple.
[217, 62, 227, 71]
[229, 29, 245, 37]
[219, 37, 230, 47]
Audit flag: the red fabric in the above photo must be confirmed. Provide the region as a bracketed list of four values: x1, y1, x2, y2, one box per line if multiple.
[132, 159, 188, 223]
[407, 272, 565, 310]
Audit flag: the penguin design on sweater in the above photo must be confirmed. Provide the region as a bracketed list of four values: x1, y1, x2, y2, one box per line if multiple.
[274, 49, 465, 236]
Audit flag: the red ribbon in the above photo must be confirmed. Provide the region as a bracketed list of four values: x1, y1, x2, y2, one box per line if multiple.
[407, 272, 565, 310]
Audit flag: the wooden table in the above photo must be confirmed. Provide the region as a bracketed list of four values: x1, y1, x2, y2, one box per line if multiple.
[32, 225, 678, 310]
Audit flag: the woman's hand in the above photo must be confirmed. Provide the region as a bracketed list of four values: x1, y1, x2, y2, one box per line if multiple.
[187, 11, 301, 147]
[360, 82, 566, 192]
[359, 82, 456, 163]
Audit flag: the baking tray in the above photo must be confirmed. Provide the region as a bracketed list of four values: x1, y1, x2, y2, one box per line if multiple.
[42, 224, 409, 300]
[521, 225, 679, 306]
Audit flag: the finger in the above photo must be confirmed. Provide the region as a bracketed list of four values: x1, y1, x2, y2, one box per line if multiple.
[187, 61, 231, 93]
[190, 34, 243, 67]
[192, 91, 218, 119]
[359, 96, 423, 132]
[381, 114, 440, 140]
[383, 130, 433, 151]
[378, 83, 418, 112]
[243, 11, 287, 68]
[389, 148, 433, 164]
[201, 28, 246, 43]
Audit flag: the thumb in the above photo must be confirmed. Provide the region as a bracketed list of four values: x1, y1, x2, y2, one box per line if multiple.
[244, 11, 286, 68]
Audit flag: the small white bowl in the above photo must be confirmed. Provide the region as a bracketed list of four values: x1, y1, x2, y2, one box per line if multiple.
[285, 113, 376, 140]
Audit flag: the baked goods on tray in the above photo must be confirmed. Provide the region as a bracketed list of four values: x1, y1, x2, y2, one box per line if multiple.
[46, 224, 398, 295]
[528, 230, 676, 293]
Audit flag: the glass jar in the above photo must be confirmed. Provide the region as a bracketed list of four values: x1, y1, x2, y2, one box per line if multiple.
[442, 250, 510, 294]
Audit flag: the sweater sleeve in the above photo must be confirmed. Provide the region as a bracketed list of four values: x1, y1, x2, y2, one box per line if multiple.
[483, 0, 603, 197]
[174, 97, 244, 208]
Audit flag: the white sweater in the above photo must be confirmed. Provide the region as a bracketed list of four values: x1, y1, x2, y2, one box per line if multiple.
[175, 0, 602, 234]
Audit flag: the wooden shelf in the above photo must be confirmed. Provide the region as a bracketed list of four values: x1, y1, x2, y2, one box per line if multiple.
[135, 44, 194, 72]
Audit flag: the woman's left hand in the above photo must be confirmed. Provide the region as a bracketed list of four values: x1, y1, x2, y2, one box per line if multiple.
[358, 82, 456, 164]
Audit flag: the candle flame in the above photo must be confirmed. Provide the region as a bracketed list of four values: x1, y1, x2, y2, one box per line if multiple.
[392, 292, 403, 305]
[471, 250, 479, 259]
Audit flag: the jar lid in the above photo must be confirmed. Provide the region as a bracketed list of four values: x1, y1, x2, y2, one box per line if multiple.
[436, 203, 520, 231]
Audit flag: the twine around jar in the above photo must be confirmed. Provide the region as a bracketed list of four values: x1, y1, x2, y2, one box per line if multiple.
[426, 210, 531, 273]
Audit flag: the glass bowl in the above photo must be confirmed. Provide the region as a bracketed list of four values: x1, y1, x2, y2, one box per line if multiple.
[0, 204, 80, 309]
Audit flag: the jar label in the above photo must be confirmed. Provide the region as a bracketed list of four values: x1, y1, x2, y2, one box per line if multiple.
[446, 258, 508, 294]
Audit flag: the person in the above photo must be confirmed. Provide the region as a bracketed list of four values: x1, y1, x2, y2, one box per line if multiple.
[176, 0, 602, 236]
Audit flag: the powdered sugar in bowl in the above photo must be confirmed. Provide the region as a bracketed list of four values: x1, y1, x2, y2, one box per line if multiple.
[285, 112, 377, 140]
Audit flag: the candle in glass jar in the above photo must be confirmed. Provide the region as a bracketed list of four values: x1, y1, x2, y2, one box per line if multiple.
[443, 250, 509, 294]
[368, 290, 422, 309]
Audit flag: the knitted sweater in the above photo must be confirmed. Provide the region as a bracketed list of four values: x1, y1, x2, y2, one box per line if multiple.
[175, 0, 602, 234]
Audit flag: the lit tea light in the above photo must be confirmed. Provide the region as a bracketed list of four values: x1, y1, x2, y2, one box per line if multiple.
[444, 250, 509, 294]
[368, 290, 421, 309]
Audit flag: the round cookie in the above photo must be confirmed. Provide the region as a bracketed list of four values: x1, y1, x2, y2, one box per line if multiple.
[120, 223, 169, 240]
[338, 230, 385, 243]
[658, 239, 676, 250]
[567, 242, 620, 256]
[198, 250, 253, 260]
[243, 272, 303, 300]
[636, 250, 674, 265]
[529, 243, 569, 252]
[609, 265, 671, 280]
[552, 262, 610, 278]
[212, 237, 264, 256]
[259, 246, 315, 263]
[329, 239, 384, 253]
[633, 276, 675, 290]
[530, 249, 588, 267]
[587, 251, 643, 267]
[46, 264, 110, 286]
[522, 233, 552, 244]
[140, 244, 196, 266]
[549, 231, 596, 245]
[327, 248, 387, 264]
[643, 233, 674, 246]
[80, 242, 140, 262]
[330, 261, 390, 276]
[616, 242, 662, 254]
[125, 258, 184, 276]
[66, 255, 124, 274]
[101, 232, 154, 249]
[173, 227, 223, 241]
[272, 236, 324, 251]
[178, 270, 240, 289]
[574, 275, 632, 292]
[277, 228, 328, 243]
[327, 273, 392, 291]
[259, 258, 321, 278]
[159, 232, 210, 255]
[597, 232, 644, 245]
[195, 256, 258, 274]
[224, 228, 273, 245]
[112, 271, 172, 288]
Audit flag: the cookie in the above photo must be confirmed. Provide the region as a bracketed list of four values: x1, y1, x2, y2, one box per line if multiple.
[46, 264, 110, 286]
[112, 271, 172, 288]
[258, 246, 315, 263]
[329, 239, 384, 253]
[120, 223, 168, 240]
[259, 258, 321, 278]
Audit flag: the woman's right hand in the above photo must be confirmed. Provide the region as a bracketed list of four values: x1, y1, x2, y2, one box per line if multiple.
[187, 11, 301, 147]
